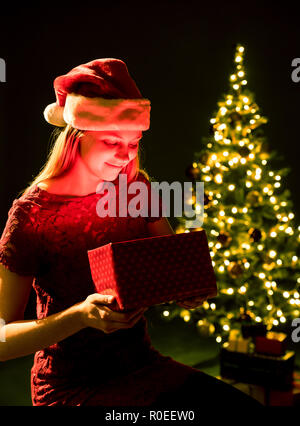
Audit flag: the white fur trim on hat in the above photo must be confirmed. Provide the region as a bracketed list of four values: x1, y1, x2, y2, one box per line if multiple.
[43, 103, 66, 127]
[44, 94, 151, 130]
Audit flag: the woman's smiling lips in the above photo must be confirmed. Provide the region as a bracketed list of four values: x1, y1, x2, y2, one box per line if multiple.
[105, 162, 124, 168]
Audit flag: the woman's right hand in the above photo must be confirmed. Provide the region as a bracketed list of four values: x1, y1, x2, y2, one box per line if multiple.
[78, 293, 147, 334]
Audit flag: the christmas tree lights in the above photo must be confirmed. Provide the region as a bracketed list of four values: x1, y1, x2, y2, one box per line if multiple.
[166, 44, 300, 343]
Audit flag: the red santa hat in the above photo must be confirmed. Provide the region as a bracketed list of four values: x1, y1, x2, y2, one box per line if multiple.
[43, 58, 151, 131]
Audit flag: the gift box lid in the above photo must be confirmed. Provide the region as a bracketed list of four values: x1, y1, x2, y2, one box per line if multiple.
[87, 229, 217, 310]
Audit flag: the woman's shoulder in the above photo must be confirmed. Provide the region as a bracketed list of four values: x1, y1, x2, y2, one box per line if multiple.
[36, 177, 64, 194]
[9, 181, 52, 216]
[10, 192, 43, 218]
[35, 177, 84, 197]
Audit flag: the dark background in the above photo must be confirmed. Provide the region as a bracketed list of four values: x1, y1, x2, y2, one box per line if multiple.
[1, 0, 300, 225]
[0, 0, 300, 406]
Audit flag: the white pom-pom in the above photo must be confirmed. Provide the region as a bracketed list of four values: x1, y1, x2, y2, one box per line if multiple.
[43, 102, 66, 127]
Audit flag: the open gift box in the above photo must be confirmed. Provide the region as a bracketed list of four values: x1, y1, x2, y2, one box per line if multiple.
[87, 229, 217, 311]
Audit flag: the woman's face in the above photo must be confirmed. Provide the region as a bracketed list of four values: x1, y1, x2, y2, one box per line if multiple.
[79, 129, 142, 180]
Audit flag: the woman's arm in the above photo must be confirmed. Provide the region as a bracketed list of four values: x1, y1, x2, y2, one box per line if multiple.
[0, 265, 145, 362]
[0, 264, 85, 361]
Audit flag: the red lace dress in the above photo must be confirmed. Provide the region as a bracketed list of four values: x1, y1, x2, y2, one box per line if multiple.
[0, 172, 200, 406]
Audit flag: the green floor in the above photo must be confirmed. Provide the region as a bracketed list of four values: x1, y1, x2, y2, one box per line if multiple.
[0, 307, 299, 406]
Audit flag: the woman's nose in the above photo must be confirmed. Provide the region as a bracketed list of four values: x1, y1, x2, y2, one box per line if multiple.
[115, 146, 130, 161]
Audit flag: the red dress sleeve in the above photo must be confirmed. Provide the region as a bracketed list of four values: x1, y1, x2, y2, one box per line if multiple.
[0, 199, 40, 276]
[136, 171, 165, 223]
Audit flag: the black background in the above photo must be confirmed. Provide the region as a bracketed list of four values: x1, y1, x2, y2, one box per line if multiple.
[1, 0, 300, 229]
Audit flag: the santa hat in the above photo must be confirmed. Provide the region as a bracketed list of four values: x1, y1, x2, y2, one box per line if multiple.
[43, 58, 151, 131]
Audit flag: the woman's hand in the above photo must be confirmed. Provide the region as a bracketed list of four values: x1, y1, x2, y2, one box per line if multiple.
[175, 293, 214, 309]
[79, 293, 147, 334]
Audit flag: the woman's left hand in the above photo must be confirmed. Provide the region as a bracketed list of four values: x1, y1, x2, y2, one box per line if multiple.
[175, 294, 211, 309]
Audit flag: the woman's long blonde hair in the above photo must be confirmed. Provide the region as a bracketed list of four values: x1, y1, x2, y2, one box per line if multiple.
[20, 125, 150, 197]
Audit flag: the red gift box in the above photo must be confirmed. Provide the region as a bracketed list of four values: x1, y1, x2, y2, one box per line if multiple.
[87, 230, 217, 311]
[255, 331, 288, 356]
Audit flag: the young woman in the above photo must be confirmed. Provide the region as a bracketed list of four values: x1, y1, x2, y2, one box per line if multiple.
[0, 59, 261, 407]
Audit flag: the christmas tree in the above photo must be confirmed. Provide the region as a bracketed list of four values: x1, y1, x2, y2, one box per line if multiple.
[161, 44, 300, 344]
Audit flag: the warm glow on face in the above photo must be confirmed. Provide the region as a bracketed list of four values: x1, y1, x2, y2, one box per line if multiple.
[79, 130, 142, 179]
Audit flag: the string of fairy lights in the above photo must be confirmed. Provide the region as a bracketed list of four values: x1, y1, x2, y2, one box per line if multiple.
[162, 44, 300, 344]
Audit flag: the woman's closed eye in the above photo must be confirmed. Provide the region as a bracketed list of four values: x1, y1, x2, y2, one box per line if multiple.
[103, 140, 118, 146]
[103, 140, 139, 149]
